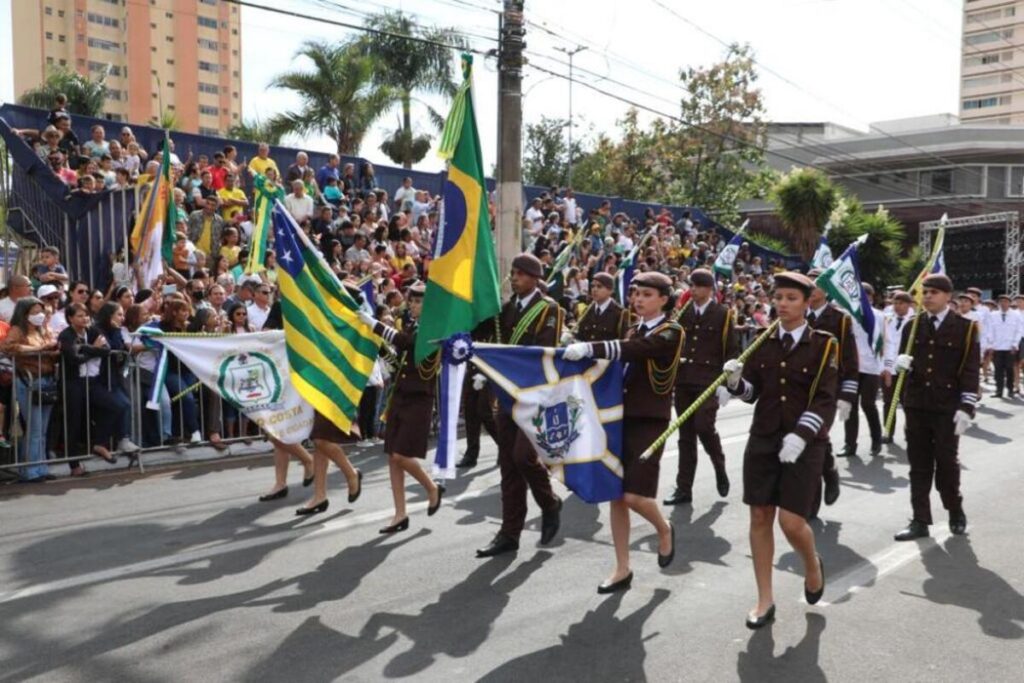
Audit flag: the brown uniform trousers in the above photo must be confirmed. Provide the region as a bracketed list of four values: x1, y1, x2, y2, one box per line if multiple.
[575, 299, 629, 342]
[899, 313, 980, 525]
[462, 320, 498, 459]
[730, 327, 839, 517]
[496, 294, 563, 540]
[673, 301, 739, 496]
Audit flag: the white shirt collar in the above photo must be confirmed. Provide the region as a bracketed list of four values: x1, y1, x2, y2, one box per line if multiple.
[694, 298, 711, 315]
[595, 298, 611, 314]
[638, 314, 666, 334]
[810, 304, 828, 318]
[930, 308, 949, 325]
[517, 289, 539, 308]
[779, 322, 808, 343]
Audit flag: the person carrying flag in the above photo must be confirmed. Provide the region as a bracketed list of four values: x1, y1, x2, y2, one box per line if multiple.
[664, 268, 739, 506]
[475, 253, 564, 558]
[564, 271, 684, 593]
[721, 272, 837, 629]
[841, 282, 885, 457]
[892, 274, 979, 541]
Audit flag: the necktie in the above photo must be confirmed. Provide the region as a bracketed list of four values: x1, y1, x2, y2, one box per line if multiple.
[1003, 312, 1007, 322]
[781, 332, 793, 352]
[516, 300, 524, 314]
[807, 312, 817, 326]
[931, 315, 940, 330]
[896, 318, 903, 331]
[638, 324, 649, 337]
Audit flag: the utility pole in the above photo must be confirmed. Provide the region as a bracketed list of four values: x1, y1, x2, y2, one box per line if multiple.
[496, 0, 525, 298]
[554, 45, 586, 187]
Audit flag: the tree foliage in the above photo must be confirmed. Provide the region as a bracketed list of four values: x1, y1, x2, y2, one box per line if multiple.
[769, 167, 841, 261]
[227, 116, 284, 146]
[18, 66, 108, 117]
[522, 116, 586, 188]
[267, 41, 393, 156]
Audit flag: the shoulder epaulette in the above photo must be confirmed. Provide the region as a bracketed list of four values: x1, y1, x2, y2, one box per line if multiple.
[811, 328, 835, 339]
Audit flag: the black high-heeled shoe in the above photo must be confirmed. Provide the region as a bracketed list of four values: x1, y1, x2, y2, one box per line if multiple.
[379, 517, 409, 534]
[745, 604, 776, 630]
[348, 469, 363, 504]
[805, 555, 825, 605]
[302, 470, 314, 487]
[658, 523, 675, 568]
[259, 486, 288, 502]
[295, 499, 328, 516]
[428, 482, 446, 516]
[597, 571, 633, 594]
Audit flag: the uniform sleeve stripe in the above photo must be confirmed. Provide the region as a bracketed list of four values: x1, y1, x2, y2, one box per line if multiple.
[841, 381, 859, 391]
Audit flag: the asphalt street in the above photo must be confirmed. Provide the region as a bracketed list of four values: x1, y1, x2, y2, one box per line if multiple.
[1, 390, 1023, 682]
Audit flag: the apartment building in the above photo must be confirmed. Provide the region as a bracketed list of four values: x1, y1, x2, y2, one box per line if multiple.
[960, 0, 1024, 124]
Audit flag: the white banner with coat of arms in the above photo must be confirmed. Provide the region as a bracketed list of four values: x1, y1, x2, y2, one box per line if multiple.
[148, 331, 314, 444]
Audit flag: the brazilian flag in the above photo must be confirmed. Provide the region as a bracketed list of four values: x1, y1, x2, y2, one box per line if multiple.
[415, 54, 501, 362]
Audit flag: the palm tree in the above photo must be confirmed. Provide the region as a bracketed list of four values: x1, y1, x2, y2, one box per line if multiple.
[267, 41, 393, 157]
[769, 167, 841, 262]
[227, 116, 284, 146]
[18, 66, 108, 117]
[358, 11, 466, 168]
[827, 205, 906, 291]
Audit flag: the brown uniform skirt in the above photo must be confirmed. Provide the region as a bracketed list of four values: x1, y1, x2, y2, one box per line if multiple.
[310, 410, 358, 444]
[622, 417, 669, 498]
[742, 433, 826, 517]
[384, 392, 434, 459]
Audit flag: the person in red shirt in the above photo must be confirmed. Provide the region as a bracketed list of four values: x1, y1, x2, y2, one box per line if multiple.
[209, 152, 228, 190]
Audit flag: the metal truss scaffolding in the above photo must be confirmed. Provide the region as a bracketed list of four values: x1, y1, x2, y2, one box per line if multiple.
[919, 212, 1021, 295]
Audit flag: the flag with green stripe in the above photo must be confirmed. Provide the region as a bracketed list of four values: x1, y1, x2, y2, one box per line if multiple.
[271, 200, 381, 434]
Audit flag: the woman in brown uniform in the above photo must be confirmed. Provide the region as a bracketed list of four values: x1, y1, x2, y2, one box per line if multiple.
[564, 271, 684, 593]
[360, 282, 444, 533]
[723, 272, 837, 629]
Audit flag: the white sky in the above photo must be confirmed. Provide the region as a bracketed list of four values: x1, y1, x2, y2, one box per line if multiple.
[1, 0, 965, 173]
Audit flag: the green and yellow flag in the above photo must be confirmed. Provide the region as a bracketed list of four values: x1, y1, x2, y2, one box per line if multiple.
[270, 200, 381, 434]
[130, 136, 175, 288]
[415, 54, 501, 362]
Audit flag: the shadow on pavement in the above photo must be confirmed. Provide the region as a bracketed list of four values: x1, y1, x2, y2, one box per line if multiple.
[777, 520, 876, 604]
[360, 551, 551, 677]
[662, 501, 732, 575]
[841, 455, 909, 496]
[964, 424, 1012, 445]
[476, 587, 671, 682]
[736, 613, 827, 682]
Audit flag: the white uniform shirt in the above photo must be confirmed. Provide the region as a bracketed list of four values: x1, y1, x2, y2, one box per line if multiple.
[882, 310, 915, 372]
[852, 307, 884, 375]
[982, 308, 1023, 351]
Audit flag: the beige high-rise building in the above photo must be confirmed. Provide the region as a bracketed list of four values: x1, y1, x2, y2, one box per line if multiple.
[960, 0, 1024, 124]
[11, 0, 242, 136]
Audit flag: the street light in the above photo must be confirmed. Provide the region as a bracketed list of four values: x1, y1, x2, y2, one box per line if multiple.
[554, 44, 587, 187]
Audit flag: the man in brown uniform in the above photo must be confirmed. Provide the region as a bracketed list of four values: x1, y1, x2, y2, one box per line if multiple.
[892, 274, 979, 540]
[806, 269, 860, 512]
[665, 268, 739, 505]
[476, 253, 565, 558]
[573, 272, 630, 342]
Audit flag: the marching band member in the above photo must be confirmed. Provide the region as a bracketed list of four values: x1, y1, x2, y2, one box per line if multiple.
[564, 271, 684, 593]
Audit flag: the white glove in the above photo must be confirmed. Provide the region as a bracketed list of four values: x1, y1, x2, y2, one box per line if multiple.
[953, 410, 972, 436]
[723, 359, 744, 389]
[471, 373, 487, 391]
[357, 310, 377, 328]
[779, 433, 806, 464]
[895, 354, 914, 372]
[836, 399, 852, 422]
[563, 342, 592, 361]
[560, 330, 575, 345]
[715, 385, 732, 408]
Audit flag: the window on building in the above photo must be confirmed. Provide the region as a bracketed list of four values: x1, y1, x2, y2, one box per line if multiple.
[964, 74, 1003, 89]
[199, 105, 219, 116]
[45, 31, 53, 40]
[199, 127, 221, 136]
[44, 7, 52, 15]
[967, 8, 1003, 23]
[59, 59, 66, 66]
[88, 37, 121, 51]
[199, 61, 221, 72]
[58, 34, 66, 42]
[87, 12, 120, 28]
[104, 113, 124, 122]
[198, 38, 219, 50]
[46, 57, 54, 65]
[1009, 167, 1024, 197]
[198, 16, 218, 29]
[167, 58, 175, 65]
[199, 82, 219, 94]
[963, 96, 1000, 109]
[89, 61, 122, 76]
[57, 9, 64, 17]
[106, 90, 122, 101]
[920, 169, 954, 196]
[965, 29, 1014, 46]
[167, 81, 175, 87]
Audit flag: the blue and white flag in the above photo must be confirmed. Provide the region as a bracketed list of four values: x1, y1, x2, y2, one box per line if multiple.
[357, 276, 376, 317]
[471, 343, 625, 503]
[811, 222, 834, 270]
[713, 221, 748, 278]
[814, 234, 881, 354]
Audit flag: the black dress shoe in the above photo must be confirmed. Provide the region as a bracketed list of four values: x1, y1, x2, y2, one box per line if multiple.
[259, 486, 288, 502]
[716, 470, 730, 498]
[476, 533, 519, 558]
[880, 435, 893, 445]
[379, 517, 409, 534]
[805, 555, 825, 605]
[295, 499, 329, 516]
[745, 604, 776, 630]
[597, 571, 633, 594]
[302, 471, 314, 487]
[836, 444, 857, 458]
[869, 441, 883, 457]
[994, 391, 1003, 399]
[428, 482, 446, 516]
[348, 469, 363, 504]
[949, 511, 967, 535]
[658, 523, 675, 568]
[539, 498, 562, 545]
[456, 450, 479, 468]
[823, 468, 840, 506]
[663, 489, 693, 506]
[894, 519, 930, 541]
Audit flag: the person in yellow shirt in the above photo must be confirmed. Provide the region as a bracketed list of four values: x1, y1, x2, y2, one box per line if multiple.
[247, 142, 279, 178]
[217, 172, 249, 223]
[389, 242, 416, 274]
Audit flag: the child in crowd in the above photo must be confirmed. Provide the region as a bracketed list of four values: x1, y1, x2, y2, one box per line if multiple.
[98, 154, 117, 188]
[113, 168, 132, 189]
[220, 227, 242, 268]
[32, 246, 70, 289]
[323, 177, 343, 207]
[123, 142, 142, 177]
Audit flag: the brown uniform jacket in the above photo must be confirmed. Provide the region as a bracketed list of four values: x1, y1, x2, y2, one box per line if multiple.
[575, 299, 629, 342]
[591, 317, 684, 421]
[899, 311, 980, 416]
[676, 300, 739, 389]
[375, 321, 437, 396]
[807, 305, 859, 402]
[731, 326, 839, 443]
[499, 292, 562, 348]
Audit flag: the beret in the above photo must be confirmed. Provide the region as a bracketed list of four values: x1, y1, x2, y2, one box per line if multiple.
[592, 272, 615, 289]
[511, 253, 543, 278]
[689, 268, 715, 288]
[923, 274, 953, 293]
[774, 271, 815, 296]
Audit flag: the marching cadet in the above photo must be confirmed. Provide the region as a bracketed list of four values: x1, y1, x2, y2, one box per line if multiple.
[664, 268, 739, 505]
[722, 272, 837, 629]
[982, 294, 1022, 398]
[564, 271, 684, 593]
[573, 272, 630, 342]
[805, 269, 859, 511]
[881, 290, 915, 443]
[892, 274, 979, 541]
[360, 282, 445, 533]
[476, 253, 564, 558]
[841, 282, 884, 457]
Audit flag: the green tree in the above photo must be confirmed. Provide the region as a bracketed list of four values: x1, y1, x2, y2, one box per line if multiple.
[827, 204, 906, 291]
[522, 116, 587, 188]
[227, 116, 284, 146]
[769, 167, 841, 262]
[357, 10, 466, 168]
[267, 41, 393, 156]
[156, 109, 180, 132]
[18, 66, 108, 117]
